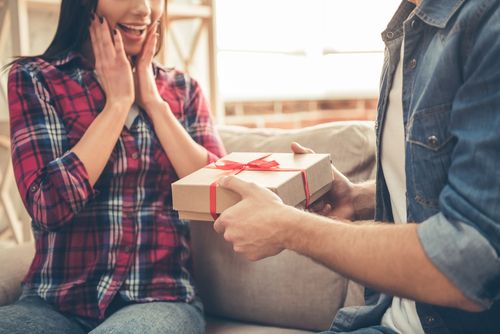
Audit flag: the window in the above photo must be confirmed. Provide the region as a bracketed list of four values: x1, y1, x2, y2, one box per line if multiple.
[216, 0, 401, 102]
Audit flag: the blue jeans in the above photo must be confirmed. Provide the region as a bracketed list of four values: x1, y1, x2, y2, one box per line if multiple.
[0, 295, 205, 334]
[319, 326, 397, 334]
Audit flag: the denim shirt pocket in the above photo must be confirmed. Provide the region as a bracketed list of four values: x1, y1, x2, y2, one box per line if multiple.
[407, 103, 455, 208]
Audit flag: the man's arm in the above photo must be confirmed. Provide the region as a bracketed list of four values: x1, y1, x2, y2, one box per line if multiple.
[284, 209, 482, 312]
[214, 176, 482, 313]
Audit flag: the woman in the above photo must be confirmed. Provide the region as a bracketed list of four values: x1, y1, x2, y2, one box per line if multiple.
[0, 0, 225, 333]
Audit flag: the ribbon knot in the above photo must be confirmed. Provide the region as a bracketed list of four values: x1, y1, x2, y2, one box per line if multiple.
[208, 154, 311, 221]
[214, 154, 280, 171]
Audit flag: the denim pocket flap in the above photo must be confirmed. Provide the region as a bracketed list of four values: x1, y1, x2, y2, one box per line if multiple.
[407, 103, 453, 151]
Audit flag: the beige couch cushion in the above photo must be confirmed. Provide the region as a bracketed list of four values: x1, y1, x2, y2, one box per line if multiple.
[191, 223, 353, 331]
[206, 317, 313, 334]
[0, 242, 35, 306]
[191, 121, 375, 331]
[217, 121, 376, 183]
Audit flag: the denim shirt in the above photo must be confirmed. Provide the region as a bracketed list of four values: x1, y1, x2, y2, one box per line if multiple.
[331, 0, 500, 333]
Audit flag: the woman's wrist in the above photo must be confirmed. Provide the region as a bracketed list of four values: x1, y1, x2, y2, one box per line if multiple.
[147, 100, 175, 124]
[102, 101, 132, 124]
[104, 99, 133, 115]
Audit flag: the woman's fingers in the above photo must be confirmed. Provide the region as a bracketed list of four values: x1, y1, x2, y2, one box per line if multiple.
[89, 14, 135, 108]
[89, 16, 103, 69]
[113, 28, 126, 59]
[95, 16, 116, 59]
[140, 23, 159, 67]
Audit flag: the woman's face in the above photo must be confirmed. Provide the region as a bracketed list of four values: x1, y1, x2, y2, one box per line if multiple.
[96, 0, 164, 56]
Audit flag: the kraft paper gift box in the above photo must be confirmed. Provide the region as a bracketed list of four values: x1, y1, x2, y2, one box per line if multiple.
[172, 152, 333, 221]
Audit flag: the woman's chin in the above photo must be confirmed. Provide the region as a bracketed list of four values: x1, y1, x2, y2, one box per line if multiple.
[124, 44, 143, 57]
[124, 42, 144, 57]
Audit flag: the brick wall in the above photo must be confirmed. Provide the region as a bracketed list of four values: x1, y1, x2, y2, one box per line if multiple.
[224, 98, 378, 129]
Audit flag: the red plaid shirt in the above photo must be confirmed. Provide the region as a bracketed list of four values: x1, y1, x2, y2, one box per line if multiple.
[8, 51, 225, 320]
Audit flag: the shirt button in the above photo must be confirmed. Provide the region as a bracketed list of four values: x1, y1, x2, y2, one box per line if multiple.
[425, 315, 435, 324]
[123, 246, 133, 253]
[30, 184, 39, 193]
[386, 31, 395, 39]
[131, 152, 139, 160]
[428, 135, 439, 147]
[409, 58, 417, 69]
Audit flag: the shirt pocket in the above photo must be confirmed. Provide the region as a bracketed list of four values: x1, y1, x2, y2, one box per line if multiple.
[407, 103, 455, 208]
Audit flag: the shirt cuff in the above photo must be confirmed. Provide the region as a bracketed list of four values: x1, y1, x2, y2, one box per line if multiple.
[45, 151, 98, 212]
[417, 213, 500, 308]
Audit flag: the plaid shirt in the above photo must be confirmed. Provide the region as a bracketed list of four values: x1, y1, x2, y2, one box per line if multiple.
[8, 51, 225, 321]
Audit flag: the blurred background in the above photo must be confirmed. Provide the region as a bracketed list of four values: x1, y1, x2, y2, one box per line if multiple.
[0, 0, 401, 127]
[0, 0, 400, 242]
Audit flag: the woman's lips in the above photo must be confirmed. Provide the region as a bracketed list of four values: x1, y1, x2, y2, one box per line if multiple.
[117, 23, 147, 41]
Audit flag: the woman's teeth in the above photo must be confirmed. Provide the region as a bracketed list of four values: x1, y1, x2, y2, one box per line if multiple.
[117, 23, 145, 36]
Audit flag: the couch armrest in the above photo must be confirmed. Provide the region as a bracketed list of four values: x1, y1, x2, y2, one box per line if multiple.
[0, 242, 35, 306]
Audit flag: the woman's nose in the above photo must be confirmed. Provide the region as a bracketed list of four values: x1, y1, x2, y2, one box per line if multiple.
[131, 0, 151, 18]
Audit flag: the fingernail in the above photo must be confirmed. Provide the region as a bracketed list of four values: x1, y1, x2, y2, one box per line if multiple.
[99, 16, 104, 24]
[218, 176, 229, 186]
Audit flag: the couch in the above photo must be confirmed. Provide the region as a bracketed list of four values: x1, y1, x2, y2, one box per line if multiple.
[0, 120, 376, 333]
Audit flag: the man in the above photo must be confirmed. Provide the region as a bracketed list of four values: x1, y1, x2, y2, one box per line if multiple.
[213, 0, 500, 333]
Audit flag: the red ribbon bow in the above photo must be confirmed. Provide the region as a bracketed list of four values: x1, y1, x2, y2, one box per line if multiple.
[208, 154, 311, 220]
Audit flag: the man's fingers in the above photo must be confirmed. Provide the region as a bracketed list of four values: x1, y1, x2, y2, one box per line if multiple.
[309, 200, 327, 213]
[213, 218, 225, 234]
[218, 175, 255, 198]
[320, 203, 333, 215]
[291, 142, 315, 154]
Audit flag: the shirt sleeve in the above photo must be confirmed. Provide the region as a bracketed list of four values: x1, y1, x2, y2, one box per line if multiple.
[183, 77, 226, 163]
[417, 11, 500, 309]
[8, 62, 96, 231]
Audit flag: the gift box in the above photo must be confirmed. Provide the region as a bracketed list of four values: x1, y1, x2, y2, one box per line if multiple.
[172, 152, 333, 221]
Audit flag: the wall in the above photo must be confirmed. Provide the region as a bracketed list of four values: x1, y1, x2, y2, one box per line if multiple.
[225, 98, 377, 128]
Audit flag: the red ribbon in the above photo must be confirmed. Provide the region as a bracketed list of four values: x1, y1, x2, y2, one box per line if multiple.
[208, 154, 311, 220]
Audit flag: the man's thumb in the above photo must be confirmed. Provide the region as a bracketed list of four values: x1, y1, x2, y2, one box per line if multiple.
[218, 175, 253, 197]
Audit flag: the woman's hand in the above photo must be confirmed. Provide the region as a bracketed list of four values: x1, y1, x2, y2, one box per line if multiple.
[134, 21, 166, 116]
[89, 15, 134, 111]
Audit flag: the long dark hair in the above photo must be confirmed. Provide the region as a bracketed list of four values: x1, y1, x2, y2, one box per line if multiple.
[43, 0, 98, 60]
[3, 0, 164, 69]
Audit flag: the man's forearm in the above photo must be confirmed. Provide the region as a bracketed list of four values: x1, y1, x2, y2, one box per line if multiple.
[281, 209, 482, 312]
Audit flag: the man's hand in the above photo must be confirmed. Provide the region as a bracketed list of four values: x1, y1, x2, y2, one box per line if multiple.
[213, 175, 297, 261]
[291, 142, 358, 220]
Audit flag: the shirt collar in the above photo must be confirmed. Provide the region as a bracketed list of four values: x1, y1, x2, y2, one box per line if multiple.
[415, 0, 467, 28]
[381, 0, 467, 43]
[48, 50, 93, 70]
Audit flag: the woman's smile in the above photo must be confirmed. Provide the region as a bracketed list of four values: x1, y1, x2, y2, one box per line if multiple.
[116, 22, 148, 42]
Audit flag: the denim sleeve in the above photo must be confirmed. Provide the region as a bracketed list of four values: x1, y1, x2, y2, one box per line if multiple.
[418, 214, 500, 308]
[417, 7, 500, 309]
